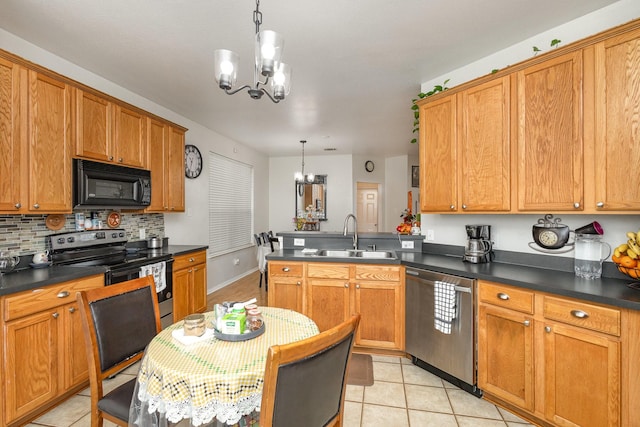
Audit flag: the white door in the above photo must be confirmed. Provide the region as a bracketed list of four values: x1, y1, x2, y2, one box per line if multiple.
[357, 183, 379, 232]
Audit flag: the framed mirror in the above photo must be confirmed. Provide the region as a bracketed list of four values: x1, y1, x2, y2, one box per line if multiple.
[295, 175, 327, 221]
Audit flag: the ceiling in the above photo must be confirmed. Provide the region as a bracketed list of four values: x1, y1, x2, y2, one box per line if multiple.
[0, 0, 619, 157]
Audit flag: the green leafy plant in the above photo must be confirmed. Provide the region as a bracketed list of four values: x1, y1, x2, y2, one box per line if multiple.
[410, 79, 450, 144]
[533, 39, 562, 55]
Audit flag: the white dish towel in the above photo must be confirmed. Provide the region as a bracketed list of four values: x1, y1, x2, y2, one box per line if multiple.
[140, 261, 166, 293]
[434, 280, 457, 334]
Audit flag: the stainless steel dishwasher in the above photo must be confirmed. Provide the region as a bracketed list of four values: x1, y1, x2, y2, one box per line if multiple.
[405, 267, 482, 397]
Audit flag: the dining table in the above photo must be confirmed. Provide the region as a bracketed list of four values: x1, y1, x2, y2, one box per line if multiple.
[128, 306, 319, 427]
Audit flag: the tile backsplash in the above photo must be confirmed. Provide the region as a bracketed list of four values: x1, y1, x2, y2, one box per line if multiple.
[0, 211, 164, 256]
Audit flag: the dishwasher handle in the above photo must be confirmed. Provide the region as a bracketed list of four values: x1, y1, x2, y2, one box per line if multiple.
[454, 286, 472, 294]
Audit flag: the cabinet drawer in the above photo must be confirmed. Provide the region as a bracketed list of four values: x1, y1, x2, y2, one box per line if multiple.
[307, 263, 349, 279]
[173, 250, 207, 270]
[269, 262, 303, 277]
[479, 281, 534, 314]
[355, 265, 401, 282]
[543, 296, 620, 336]
[3, 274, 104, 321]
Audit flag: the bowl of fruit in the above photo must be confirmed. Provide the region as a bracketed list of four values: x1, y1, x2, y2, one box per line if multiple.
[611, 231, 640, 279]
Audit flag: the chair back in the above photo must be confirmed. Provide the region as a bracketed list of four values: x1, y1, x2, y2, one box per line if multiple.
[261, 231, 274, 252]
[254, 233, 263, 246]
[261, 314, 361, 427]
[77, 276, 161, 425]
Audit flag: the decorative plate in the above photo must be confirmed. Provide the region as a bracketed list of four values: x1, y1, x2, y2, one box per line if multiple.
[45, 214, 65, 231]
[107, 211, 121, 228]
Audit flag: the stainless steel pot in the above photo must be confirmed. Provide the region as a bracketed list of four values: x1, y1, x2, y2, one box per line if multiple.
[147, 237, 162, 249]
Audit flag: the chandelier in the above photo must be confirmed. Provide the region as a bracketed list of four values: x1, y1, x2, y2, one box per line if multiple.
[213, 0, 292, 103]
[295, 140, 314, 189]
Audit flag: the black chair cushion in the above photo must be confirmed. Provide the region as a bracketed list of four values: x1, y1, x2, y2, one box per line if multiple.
[272, 334, 353, 427]
[89, 286, 158, 371]
[97, 377, 137, 422]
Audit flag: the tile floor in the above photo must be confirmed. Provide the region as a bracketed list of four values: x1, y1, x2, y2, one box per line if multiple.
[26, 355, 534, 427]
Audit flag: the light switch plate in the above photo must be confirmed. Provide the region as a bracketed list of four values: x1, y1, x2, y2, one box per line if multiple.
[401, 241, 414, 249]
[426, 229, 435, 241]
[294, 238, 305, 246]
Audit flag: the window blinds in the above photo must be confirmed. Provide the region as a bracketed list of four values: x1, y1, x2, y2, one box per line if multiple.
[208, 153, 254, 255]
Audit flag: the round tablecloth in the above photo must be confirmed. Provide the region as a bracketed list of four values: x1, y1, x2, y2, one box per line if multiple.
[129, 307, 319, 426]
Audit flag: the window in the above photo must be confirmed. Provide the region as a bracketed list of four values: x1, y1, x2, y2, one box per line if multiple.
[209, 153, 254, 255]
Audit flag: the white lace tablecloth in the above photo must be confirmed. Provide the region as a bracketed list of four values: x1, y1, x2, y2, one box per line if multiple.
[129, 307, 319, 427]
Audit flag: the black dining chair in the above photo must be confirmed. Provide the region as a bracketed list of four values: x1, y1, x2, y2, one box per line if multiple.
[260, 314, 361, 427]
[76, 276, 161, 427]
[255, 233, 269, 290]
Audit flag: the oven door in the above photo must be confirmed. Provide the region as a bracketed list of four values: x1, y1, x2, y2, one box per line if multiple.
[106, 259, 174, 329]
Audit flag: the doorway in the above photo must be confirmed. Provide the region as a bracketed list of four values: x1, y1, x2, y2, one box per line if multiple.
[356, 182, 379, 232]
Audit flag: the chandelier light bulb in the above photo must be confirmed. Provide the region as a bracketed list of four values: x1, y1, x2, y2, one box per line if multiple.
[220, 61, 234, 75]
[294, 171, 304, 181]
[306, 173, 314, 182]
[261, 43, 276, 60]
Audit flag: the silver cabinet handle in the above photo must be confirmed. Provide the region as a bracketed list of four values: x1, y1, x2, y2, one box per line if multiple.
[282, 267, 290, 272]
[57, 291, 70, 298]
[497, 292, 510, 300]
[571, 310, 589, 319]
[523, 320, 530, 327]
[574, 202, 580, 208]
[450, 205, 455, 210]
[14, 202, 21, 209]
[109, 155, 114, 161]
[462, 204, 467, 209]
[356, 284, 360, 289]
[344, 283, 349, 288]
[189, 257, 195, 262]
[52, 312, 59, 319]
[545, 326, 552, 333]
[596, 201, 604, 208]
[296, 281, 301, 286]
[118, 157, 123, 162]
[68, 307, 76, 313]
[33, 203, 40, 209]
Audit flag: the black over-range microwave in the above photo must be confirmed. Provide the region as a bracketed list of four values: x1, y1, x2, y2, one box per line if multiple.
[73, 159, 151, 209]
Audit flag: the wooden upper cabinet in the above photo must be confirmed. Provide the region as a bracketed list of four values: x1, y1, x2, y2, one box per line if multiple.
[458, 76, 511, 212]
[113, 104, 147, 168]
[516, 51, 583, 212]
[593, 28, 640, 211]
[0, 57, 24, 212]
[27, 70, 72, 213]
[419, 94, 457, 212]
[75, 89, 112, 162]
[146, 119, 184, 212]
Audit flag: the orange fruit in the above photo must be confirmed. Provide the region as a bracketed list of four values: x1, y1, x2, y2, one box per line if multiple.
[611, 254, 622, 264]
[619, 255, 637, 269]
[627, 268, 639, 279]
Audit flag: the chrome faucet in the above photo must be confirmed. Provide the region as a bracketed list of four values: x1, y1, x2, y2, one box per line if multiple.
[343, 214, 358, 250]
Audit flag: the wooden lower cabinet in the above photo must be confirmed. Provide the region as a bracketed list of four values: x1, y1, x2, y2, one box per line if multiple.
[271, 262, 405, 351]
[267, 261, 305, 313]
[0, 275, 103, 426]
[173, 250, 207, 322]
[478, 280, 632, 427]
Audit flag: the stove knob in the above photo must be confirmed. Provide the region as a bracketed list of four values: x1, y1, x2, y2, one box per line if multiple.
[111, 233, 118, 238]
[119, 232, 125, 237]
[67, 237, 75, 243]
[57, 237, 65, 244]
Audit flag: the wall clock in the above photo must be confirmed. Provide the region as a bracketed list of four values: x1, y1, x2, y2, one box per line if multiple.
[185, 144, 203, 179]
[365, 160, 374, 172]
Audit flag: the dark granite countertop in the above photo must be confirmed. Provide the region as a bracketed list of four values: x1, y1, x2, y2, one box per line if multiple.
[267, 249, 640, 310]
[0, 245, 208, 297]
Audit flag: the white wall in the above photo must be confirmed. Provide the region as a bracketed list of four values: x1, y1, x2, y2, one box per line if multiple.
[0, 28, 269, 292]
[384, 156, 410, 232]
[269, 154, 353, 233]
[418, 0, 640, 258]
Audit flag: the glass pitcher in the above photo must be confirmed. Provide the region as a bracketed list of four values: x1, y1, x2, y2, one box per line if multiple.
[574, 234, 611, 279]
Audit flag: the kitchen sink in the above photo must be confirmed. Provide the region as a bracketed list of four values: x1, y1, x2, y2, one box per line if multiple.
[315, 249, 397, 259]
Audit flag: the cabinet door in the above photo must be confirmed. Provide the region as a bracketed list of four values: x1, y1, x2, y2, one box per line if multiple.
[172, 267, 191, 322]
[113, 105, 146, 168]
[146, 118, 167, 212]
[61, 301, 89, 389]
[268, 276, 304, 313]
[458, 76, 511, 212]
[543, 322, 620, 426]
[192, 263, 208, 314]
[75, 89, 112, 162]
[419, 94, 457, 212]
[593, 28, 640, 211]
[166, 127, 185, 212]
[306, 279, 350, 332]
[516, 51, 583, 211]
[0, 58, 24, 213]
[4, 310, 58, 424]
[27, 70, 72, 213]
[478, 304, 534, 411]
[353, 280, 403, 350]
